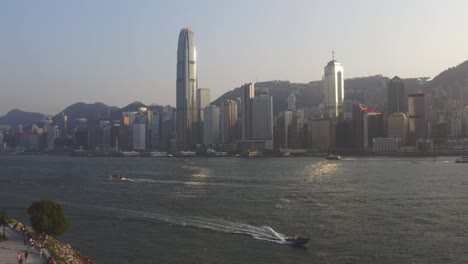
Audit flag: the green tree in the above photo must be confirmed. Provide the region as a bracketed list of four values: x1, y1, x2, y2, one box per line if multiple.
[0, 210, 9, 239]
[27, 199, 70, 236]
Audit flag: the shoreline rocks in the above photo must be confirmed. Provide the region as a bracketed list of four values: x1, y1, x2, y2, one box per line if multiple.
[10, 220, 93, 264]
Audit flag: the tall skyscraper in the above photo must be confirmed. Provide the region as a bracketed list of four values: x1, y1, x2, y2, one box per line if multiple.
[323, 55, 344, 119]
[240, 83, 255, 140]
[176, 27, 198, 150]
[387, 76, 406, 114]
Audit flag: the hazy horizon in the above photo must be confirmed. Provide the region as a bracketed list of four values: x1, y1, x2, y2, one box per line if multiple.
[2, 0, 468, 116]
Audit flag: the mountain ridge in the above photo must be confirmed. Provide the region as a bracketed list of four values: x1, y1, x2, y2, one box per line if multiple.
[2, 59, 468, 126]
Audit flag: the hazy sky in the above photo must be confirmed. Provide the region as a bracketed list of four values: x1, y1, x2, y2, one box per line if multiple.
[1, 0, 468, 116]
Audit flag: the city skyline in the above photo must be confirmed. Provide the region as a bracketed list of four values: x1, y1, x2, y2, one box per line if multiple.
[2, 0, 468, 116]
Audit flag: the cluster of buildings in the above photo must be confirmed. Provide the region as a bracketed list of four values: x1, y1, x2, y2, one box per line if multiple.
[0, 105, 177, 153]
[2, 27, 468, 155]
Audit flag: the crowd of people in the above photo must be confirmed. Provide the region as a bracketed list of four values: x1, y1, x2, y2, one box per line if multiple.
[16, 225, 55, 264]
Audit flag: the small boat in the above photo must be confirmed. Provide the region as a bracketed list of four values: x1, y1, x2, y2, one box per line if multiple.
[284, 235, 310, 245]
[110, 174, 127, 181]
[325, 154, 341, 160]
[247, 150, 262, 157]
[455, 157, 468, 163]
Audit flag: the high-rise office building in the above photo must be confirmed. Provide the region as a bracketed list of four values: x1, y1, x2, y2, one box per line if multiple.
[151, 113, 161, 150]
[462, 107, 468, 137]
[197, 88, 210, 122]
[305, 118, 332, 149]
[387, 76, 406, 114]
[323, 56, 344, 119]
[196, 88, 210, 144]
[343, 100, 354, 121]
[388, 112, 408, 145]
[251, 93, 273, 140]
[289, 110, 304, 148]
[161, 106, 176, 152]
[449, 111, 462, 138]
[176, 27, 198, 150]
[240, 83, 255, 140]
[220, 100, 238, 144]
[408, 93, 429, 144]
[287, 93, 296, 111]
[352, 103, 367, 149]
[277, 111, 293, 148]
[132, 122, 146, 150]
[203, 105, 220, 146]
[363, 111, 383, 149]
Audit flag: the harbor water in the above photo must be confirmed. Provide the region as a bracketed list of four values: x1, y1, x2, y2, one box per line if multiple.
[0, 156, 467, 263]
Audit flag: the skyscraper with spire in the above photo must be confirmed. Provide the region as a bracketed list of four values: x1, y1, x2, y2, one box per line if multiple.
[323, 52, 344, 119]
[176, 27, 198, 150]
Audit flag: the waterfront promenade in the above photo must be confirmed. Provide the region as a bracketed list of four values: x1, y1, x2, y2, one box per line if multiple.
[0, 226, 45, 264]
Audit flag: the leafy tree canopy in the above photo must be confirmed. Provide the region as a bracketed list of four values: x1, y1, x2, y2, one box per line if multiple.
[27, 199, 70, 236]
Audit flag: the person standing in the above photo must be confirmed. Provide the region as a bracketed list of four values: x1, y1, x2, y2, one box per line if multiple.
[16, 252, 22, 263]
[24, 252, 29, 262]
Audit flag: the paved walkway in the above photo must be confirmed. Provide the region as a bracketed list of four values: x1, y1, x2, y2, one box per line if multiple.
[0, 226, 45, 264]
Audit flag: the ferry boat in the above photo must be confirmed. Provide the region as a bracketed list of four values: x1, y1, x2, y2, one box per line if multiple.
[455, 157, 468, 163]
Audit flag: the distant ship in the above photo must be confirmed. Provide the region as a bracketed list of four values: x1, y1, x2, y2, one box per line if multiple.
[325, 154, 341, 160]
[150, 151, 172, 157]
[174, 151, 197, 157]
[206, 149, 228, 157]
[120, 151, 140, 157]
[455, 157, 468, 163]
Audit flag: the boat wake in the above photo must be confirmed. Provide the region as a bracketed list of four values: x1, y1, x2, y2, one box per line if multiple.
[106, 177, 256, 188]
[67, 202, 287, 243]
[135, 210, 287, 243]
